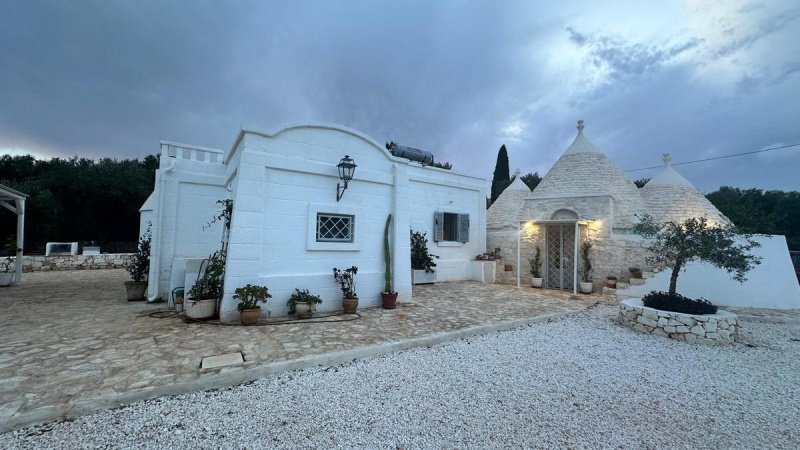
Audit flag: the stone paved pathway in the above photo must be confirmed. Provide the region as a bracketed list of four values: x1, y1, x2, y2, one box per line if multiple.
[0, 270, 602, 431]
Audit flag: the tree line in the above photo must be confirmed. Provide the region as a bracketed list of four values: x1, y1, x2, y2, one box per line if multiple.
[0, 154, 157, 254]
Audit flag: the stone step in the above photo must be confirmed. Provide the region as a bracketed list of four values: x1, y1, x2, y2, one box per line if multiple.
[643, 271, 656, 279]
[629, 278, 647, 286]
[615, 282, 630, 289]
[601, 287, 617, 296]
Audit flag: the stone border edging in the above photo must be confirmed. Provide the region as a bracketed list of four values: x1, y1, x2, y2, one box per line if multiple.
[618, 299, 739, 345]
[1, 307, 587, 434]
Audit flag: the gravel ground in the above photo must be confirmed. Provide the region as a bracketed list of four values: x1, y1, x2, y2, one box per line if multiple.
[3, 305, 799, 449]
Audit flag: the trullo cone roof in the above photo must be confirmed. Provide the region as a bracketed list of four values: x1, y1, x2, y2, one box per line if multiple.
[530, 120, 646, 228]
[487, 174, 530, 229]
[640, 153, 731, 226]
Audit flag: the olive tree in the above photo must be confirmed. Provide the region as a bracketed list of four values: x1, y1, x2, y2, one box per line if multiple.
[633, 215, 762, 297]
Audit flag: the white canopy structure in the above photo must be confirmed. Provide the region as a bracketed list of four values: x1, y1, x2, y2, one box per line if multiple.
[0, 184, 27, 284]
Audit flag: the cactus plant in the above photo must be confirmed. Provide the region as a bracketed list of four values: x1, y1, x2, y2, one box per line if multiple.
[381, 214, 398, 308]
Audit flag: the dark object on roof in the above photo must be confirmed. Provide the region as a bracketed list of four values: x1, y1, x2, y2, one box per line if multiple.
[386, 141, 434, 165]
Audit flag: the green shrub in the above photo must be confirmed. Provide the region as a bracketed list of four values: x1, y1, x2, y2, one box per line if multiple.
[642, 290, 718, 315]
[126, 223, 151, 282]
[234, 284, 272, 311]
[287, 288, 323, 315]
[410, 230, 438, 273]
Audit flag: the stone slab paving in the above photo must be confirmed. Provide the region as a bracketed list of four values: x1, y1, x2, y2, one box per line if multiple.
[0, 269, 602, 431]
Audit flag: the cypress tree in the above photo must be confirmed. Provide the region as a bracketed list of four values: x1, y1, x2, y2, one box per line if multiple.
[490, 145, 511, 205]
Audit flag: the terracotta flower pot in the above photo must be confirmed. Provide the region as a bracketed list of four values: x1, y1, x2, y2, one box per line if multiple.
[381, 291, 398, 309]
[240, 307, 261, 325]
[606, 278, 617, 288]
[124, 280, 148, 301]
[342, 297, 358, 314]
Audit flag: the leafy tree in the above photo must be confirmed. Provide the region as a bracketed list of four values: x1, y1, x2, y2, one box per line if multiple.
[0, 154, 157, 253]
[707, 186, 800, 250]
[633, 178, 650, 188]
[633, 215, 762, 297]
[490, 145, 510, 205]
[521, 172, 542, 191]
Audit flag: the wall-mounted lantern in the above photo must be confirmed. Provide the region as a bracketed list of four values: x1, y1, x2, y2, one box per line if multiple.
[336, 155, 357, 202]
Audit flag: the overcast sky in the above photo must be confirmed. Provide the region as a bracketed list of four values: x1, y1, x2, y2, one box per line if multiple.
[1, 0, 798, 191]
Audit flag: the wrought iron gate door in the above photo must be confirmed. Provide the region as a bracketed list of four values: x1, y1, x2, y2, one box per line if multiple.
[545, 224, 575, 290]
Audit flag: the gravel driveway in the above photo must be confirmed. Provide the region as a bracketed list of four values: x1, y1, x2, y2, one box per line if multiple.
[3, 305, 798, 449]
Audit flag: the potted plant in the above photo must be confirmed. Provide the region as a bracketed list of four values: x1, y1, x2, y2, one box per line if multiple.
[411, 230, 438, 284]
[629, 267, 643, 279]
[529, 246, 543, 288]
[333, 266, 359, 314]
[186, 250, 225, 319]
[381, 214, 398, 309]
[287, 288, 322, 318]
[234, 284, 271, 325]
[579, 239, 593, 294]
[0, 258, 12, 287]
[606, 275, 617, 288]
[124, 224, 151, 301]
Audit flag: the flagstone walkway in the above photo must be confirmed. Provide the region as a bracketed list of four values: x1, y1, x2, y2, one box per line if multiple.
[0, 269, 603, 431]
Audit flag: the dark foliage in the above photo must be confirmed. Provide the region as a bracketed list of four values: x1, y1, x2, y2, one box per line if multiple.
[642, 290, 718, 315]
[633, 178, 650, 188]
[520, 172, 542, 191]
[410, 230, 438, 272]
[707, 186, 800, 250]
[429, 161, 452, 170]
[126, 224, 151, 282]
[0, 154, 157, 253]
[490, 145, 510, 204]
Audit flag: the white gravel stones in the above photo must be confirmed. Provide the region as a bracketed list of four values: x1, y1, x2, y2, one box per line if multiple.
[619, 299, 740, 345]
[2, 305, 799, 449]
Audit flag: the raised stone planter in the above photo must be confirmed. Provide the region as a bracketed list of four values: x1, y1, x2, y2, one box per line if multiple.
[618, 298, 739, 345]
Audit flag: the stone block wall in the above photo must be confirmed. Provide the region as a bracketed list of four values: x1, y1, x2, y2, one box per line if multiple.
[0, 254, 134, 272]
[619, 299, 739, 345]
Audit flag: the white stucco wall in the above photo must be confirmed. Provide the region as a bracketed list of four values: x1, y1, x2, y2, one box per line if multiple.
[146, 144, 227, 301]
[218, 124, 487, 322]
[621, 235, 800, 309]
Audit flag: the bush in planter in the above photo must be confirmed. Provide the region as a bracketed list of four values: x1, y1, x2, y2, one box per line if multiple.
[234, 284, 272, 311]
[579, 239, 593, 283]
[642, 290, 718, 315]
[234, 283, 271, 325]
[529, 247, 542, 279]
[188, 250, 226, 300]
[287, 288, 323, 316]
[126, 224, 151, 283]
[124, 224, 151, 300]
[333, 266, 359, 314]
[410, 230, 438, 273]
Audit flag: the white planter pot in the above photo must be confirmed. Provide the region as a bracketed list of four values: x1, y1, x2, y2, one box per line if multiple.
[0, 273, 13, 287]
[579, 282, 593, 294]
[184, 297, 216, 319]
[412, 269, 436, 285]
[294, 302, 312, 318]
[531, 277, 543, 288]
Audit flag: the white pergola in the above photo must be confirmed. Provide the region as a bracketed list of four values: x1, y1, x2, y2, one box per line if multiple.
[1, 184, 27, 284]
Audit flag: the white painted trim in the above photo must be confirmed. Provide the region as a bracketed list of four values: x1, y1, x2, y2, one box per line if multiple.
[265, 155, 394, 186]
[408, 174, 484, 192]
[159, 141, 224, 153]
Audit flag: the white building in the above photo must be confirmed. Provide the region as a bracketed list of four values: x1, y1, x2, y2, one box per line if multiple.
[142, 123, 487, 322]
[487, 120, 800, 309]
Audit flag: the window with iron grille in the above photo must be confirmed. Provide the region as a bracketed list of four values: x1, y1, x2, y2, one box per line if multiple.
[316, 213, 355, 242]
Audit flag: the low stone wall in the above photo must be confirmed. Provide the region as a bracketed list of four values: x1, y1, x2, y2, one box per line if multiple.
[0, 254, 134, 272]
[618, 299, 739, 345]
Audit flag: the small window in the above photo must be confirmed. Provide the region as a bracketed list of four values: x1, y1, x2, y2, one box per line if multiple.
[434, 211, 470, 243]
[443, 213, 458, 241]
[316, 213, 355, 242]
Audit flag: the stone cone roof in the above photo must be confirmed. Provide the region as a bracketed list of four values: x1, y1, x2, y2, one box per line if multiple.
[530, 121, 647, 228]
[487, 176, 530, 230]
[641, 154, 731, 227]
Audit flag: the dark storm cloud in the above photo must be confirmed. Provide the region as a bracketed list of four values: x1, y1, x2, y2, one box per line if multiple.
[1, 0, 798, 191]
